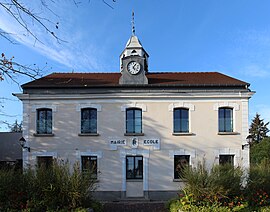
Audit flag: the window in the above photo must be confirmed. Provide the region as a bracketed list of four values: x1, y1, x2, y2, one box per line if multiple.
[126, 156, 143, 179]
[37, 156, 53, 169]
[219, 107, 233, 132]
[126, 108, 142, 134]
[174, 108, 189, 133]
[81, 108, 97, 134]
[81, 156, 97, 179]
[37, 108, 52, 134]
[219, 155, 234, 166]
[174, 155, 190, 179]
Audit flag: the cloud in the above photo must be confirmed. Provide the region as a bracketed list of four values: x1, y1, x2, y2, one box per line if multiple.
[250, 104, 270, 124]
[241, 64, 270, 78]
[0, 2, 103, 72]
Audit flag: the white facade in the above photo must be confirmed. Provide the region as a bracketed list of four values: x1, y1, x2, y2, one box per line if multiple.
[16, 90, 253, 200]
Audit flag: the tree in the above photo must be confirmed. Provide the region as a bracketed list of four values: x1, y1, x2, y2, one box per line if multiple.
[0, 0, 116, 83]
[250, 137, 270, 164]
[249, 113, 269, 144]
[9, 119, 22, 132]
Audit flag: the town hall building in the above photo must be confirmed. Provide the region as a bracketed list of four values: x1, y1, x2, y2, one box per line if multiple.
[15, 21, 254, 200]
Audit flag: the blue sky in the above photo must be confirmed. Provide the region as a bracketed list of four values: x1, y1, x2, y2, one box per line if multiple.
[0, 0, 270, 131]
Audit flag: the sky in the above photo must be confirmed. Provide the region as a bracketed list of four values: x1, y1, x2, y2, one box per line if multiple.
[0, 0, 270, 131]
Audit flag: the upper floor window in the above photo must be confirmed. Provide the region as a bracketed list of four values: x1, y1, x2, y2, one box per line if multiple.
[219, 107, 233, 132]
[174, 155, 190, 179]
[37, 108, 52, 134]
[126, 108, 142, 134]
[81, 156, 97, 179]
[126, 155, 143, 179]
[173, 108, 189, 133]
[81, 108, 97, 134]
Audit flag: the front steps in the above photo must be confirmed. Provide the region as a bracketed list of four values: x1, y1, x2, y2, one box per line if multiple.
[102, 200, 168, 212]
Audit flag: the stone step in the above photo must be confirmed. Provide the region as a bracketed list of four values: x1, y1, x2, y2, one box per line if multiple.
[102, 201, 168, 212]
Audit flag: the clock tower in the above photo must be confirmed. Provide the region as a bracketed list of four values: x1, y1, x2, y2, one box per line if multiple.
[119, 12, 149, 85]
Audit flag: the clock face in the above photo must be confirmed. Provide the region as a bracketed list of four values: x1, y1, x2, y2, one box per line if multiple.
[127, 61, 141, 75]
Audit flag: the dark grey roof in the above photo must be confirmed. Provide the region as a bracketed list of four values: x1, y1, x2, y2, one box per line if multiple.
[0, 132, 22, 161]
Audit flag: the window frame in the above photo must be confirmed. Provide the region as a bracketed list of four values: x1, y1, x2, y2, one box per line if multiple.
[126, 108, 142, 134]
[81, 155, 98, 179]
[36, 108, 53, 134]
[218, 107, 233, 133]
[174, 155, 190, 180]
[173, 108, 189, 133]
[81, 108, 98, 134]
[126, 155, 143, 180]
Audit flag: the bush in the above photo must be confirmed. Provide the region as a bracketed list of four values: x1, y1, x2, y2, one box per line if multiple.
[180, 162, 243, 206]
[245, 159, 270, 206]
[0, 161, 97, 211]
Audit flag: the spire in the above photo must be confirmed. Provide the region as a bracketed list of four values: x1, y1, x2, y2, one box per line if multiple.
[132, 11, 135, 36]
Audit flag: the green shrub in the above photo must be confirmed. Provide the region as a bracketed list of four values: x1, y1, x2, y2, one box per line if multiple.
[0, 161, 97, 211]
[246, 159, 270, 206]
[181, 162, 243, 206]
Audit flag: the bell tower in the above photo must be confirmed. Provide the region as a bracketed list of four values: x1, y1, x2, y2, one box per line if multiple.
[119, 12, 149, 85]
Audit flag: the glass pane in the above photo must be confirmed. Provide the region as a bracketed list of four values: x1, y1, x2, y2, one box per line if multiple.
[180, 118, 188, 132]
[126, 122, 133, 133]
[134, 118, 142, 133]
[37, 156, 53, 169]
[174, 155, 190, 179]
[174, 109, 180, 132]
[134, 109, 142, 119]
[126, 110, 133, 119]
[81, 156, 97, 178]
[219, 155, 234, 166]
[126, 157, 134, 179]
[135, 157, 143, 179]
[219, 109, 225, 132]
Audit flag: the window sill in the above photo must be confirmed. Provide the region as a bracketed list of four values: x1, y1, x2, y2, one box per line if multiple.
[218, 132, 239, 135]
[33, 133, 54, 137]
[124, 133, 144, 136]
[172, 132, 194, 136]
[173, 179, 186, 182]
[78, 133, 99, 136]
[126, 179, 143, 182]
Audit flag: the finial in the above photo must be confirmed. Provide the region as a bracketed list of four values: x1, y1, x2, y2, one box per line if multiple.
[132, 10, 135, 36]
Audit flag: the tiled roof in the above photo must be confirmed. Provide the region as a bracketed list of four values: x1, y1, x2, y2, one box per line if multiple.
[22, 72, 248, 88]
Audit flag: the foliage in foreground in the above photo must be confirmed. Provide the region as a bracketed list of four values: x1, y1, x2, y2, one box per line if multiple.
[0, 161, 99, 211]
[169, 161, 270, 211]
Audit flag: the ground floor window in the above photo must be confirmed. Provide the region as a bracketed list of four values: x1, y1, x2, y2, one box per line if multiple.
[126, 156, 143, 179]
[219, 155, 234, 166]
[37, 156, 53, 169]
[174, 155, 190, 179]
[81, 156, 97, 179]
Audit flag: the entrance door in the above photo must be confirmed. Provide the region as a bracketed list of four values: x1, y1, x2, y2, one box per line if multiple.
[126, 155, 144, 197]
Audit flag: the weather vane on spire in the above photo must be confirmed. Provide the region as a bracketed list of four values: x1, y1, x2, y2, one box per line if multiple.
[132, 11, 135, 36]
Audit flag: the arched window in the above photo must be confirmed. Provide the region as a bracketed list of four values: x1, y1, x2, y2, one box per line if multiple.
[218, 107, 233, 132]
[81, 108, 97, 134]
[126, 108, 142, 133]
[37, 108, 52, 134]
[173, 108, 189, 133]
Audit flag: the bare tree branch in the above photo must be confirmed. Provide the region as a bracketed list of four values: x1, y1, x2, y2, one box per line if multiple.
[0, 0, 117, 84]
[0, 52, 44, 83]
